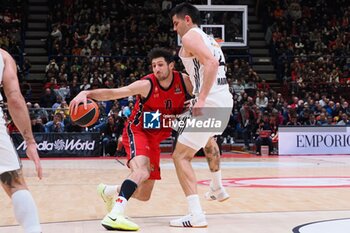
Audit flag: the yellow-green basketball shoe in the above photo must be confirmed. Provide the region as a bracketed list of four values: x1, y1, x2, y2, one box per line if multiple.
[97, 183, 115, 212]
[101, 214, 140, 231]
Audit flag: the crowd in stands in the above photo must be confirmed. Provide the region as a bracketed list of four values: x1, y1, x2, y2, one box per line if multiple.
[259, 0, 350, 97]
[3, 0, 350, 156]
[0, 1, 24, 65]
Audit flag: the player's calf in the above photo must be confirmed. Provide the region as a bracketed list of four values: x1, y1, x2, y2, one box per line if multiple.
[0, 169, 26, 195]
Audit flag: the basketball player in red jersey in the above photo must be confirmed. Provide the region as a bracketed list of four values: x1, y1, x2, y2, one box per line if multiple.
[70, 48, 227, 231]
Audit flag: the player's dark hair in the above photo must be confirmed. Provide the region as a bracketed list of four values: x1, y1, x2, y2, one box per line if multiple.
[170, 2, 201, 25]
[148, 48, 174, 64]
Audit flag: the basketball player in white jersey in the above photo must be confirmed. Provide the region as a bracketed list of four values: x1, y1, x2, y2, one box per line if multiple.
[170, 3, 233, 227]
[0, 49, 42, 233]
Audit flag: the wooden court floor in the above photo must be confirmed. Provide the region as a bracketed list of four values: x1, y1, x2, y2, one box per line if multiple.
[1, 154, 350, 233]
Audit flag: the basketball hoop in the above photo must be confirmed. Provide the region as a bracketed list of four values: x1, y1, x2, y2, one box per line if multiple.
[215, 38, 224, 46]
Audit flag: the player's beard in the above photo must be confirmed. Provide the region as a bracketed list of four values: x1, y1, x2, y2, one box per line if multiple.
[156, 69, 170, 81]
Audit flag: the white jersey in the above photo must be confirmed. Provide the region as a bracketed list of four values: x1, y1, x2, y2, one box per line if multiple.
[177, 28, 233, 151]
[179, 27, 229, 96]
[0, 51, 21, 174]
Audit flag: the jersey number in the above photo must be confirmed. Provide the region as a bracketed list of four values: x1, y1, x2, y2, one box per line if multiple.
[165, 99, 172, 110]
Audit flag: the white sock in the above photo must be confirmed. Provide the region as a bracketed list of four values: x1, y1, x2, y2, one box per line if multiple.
[110, 196, 128, 217]
[104, 185, 120, 197]
[210, 170, 223, 190]
[187, 195, 203, 216]
[12, 190, 41, 233]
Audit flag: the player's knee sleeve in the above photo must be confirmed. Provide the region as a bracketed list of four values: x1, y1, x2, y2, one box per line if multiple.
[0, 170, 20, 187]
[119, 179, 138, 201]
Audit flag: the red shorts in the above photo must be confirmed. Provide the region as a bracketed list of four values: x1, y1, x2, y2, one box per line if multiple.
[122, 123, 162, 180]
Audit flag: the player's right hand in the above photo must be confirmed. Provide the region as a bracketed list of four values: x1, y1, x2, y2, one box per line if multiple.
[26, 143, 42, 179]
[69, 91, 88, 115]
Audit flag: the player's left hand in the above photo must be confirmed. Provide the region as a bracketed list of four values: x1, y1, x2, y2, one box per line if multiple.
[69, 91, 88, 115]
[184, 99, 192, 111]
[26, 143, 42, 179]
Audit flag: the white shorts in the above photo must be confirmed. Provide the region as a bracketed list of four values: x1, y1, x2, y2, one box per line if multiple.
[0, 124, 21, 175]
[177, 90, 233, 151]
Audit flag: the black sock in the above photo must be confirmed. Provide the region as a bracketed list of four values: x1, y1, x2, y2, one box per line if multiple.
[118, 179, 138, 200]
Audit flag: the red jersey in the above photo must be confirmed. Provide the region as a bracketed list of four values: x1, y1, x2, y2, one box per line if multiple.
[127, 71, 189, 142]
[122, 71, 189, 179]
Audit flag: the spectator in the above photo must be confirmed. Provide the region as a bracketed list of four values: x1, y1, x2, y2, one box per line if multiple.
[50, 24, 62, 42]
[31, 114, 45, 133]
[55, 81, 70, 101]
[39, 88, 57, 108]
[80, 77, 91, 91]
[80, 44, 91, 56]
[255, 112, 274, 155]
[7, 119, 19, 134]
[52, 95, 63, 110]
[318, 113, 328, 125]
[33, 103, 49, 123]
[257, 79, 270, 92]
[44, 77, 60, 90]
[101, 115, 122, 156]
[44, 112, 64, 132]
[54, 101, 69, 119]
[22, 58, 31, 80]
[286, 114, 301, 126]
[304, 113, 321, 126]
[239, 102, 256, 151]
[336, 113, 350, 125]
[68, 79, 81, 100]
[324, 115, 336, 125]
[256, 91, 268, 110]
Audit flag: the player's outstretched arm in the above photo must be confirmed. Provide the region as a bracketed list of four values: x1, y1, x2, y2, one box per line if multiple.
[1, 49, 42, 179]
[70, 80, 151, 115]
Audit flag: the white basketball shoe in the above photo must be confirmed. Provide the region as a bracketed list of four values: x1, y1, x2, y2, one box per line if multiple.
[205, 186, 230, 202]
[169, 213, 207, 228]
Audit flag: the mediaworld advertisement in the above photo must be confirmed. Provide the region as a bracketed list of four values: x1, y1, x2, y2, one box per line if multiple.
[11, 132, 101, 157]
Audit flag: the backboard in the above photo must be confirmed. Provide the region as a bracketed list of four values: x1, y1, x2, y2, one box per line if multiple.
[177, 5, 248, 47]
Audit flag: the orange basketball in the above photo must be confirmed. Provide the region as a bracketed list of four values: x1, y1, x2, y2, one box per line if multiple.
[70, 99, 99, 127]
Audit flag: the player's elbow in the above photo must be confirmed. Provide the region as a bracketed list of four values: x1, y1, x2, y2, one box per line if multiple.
[6, 93, 24, 108]
[206, 58, 219, 69]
